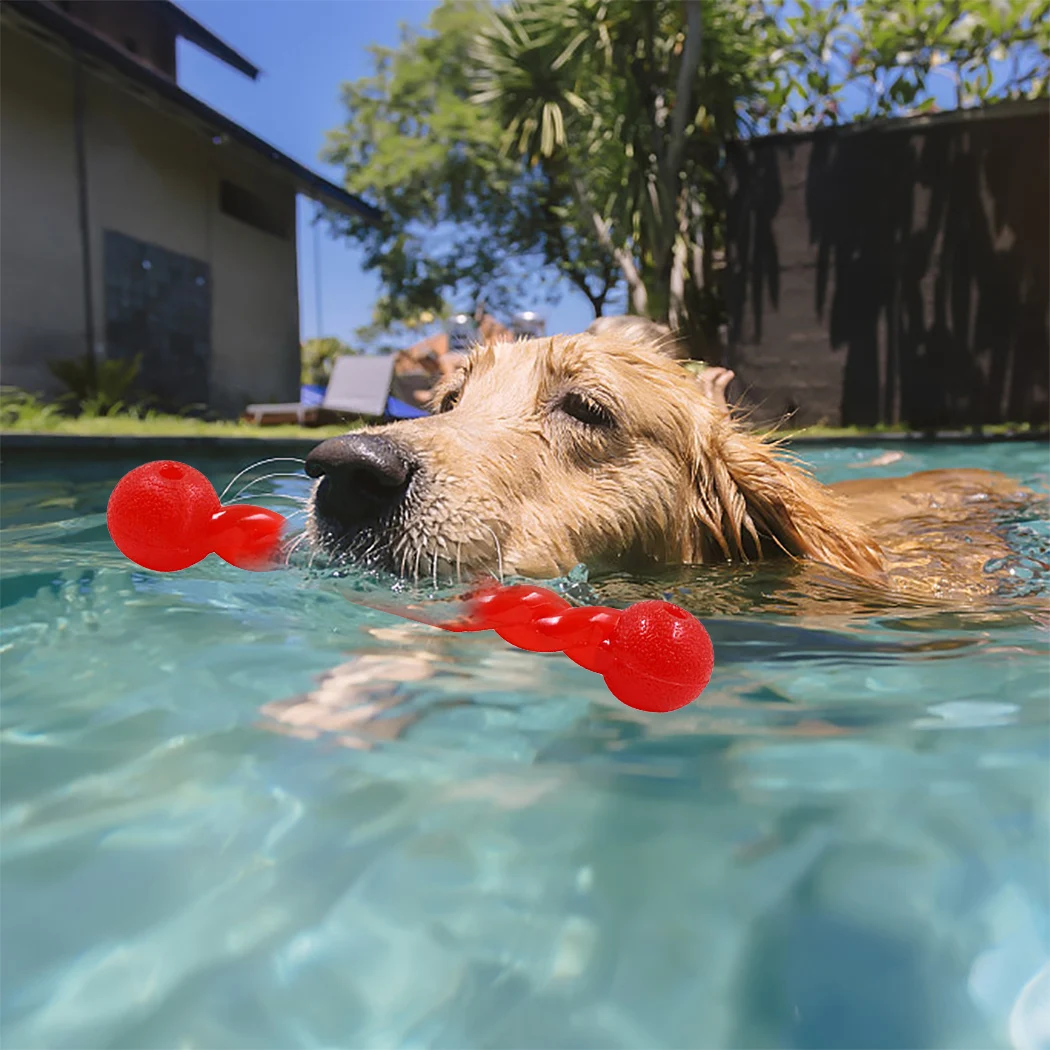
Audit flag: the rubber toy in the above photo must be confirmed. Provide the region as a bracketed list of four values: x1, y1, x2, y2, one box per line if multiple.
[107, 460, 284, 571]
[106, 461, 715, 711]
[440, 582, 714, 712]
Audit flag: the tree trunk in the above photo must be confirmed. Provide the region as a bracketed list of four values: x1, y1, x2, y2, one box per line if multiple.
[666, 1, 703, 182]
[668, 192, 691, 330]
[652, 0, 704, 279]
[571, 176, 649, 316]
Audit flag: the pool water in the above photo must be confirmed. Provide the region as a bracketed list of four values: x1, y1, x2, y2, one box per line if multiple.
[2, 442, 1049, 1049]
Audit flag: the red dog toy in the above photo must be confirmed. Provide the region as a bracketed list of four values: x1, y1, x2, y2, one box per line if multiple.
[441, 583, 714, 712]
[106, 461, 714, 711]
[107, 460, 284, 572]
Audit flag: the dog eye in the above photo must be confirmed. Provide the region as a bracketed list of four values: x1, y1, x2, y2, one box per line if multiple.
[559, 392, 615, 429]
[438, 389, 460, 413]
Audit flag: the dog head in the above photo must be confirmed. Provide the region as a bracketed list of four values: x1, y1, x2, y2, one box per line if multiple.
[305, 332, 882, 582]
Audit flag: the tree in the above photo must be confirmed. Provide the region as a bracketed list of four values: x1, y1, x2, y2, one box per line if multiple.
[325, 0, 1047, 352]
[352, 306, 448, 355]
[301, 336, 359, 385]
[755, 0, 1049, 131]
[471, 0, 776, 348]
[322, 0, 622, 328]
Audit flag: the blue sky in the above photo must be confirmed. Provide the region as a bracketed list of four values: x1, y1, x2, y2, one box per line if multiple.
[176, 0, 600, 347]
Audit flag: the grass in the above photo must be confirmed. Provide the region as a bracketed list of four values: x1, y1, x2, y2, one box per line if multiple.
[2, 414, 358, 440]
[0, 389, 360, 440]
[1, 388, 1043, 442]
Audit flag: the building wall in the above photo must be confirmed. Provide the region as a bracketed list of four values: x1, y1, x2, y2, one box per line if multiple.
[0, 26, 301, 415]
[725, 102, 1050, 429]
[0, 32, 86, 391]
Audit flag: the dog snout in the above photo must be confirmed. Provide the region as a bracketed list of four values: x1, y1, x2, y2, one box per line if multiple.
[307, 433, 418, 523]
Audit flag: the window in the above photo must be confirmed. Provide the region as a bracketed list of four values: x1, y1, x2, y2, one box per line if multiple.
[218, 180, 290, 239]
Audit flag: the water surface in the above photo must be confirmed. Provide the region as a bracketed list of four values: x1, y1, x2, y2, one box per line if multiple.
[2, 442, 1048, 1049]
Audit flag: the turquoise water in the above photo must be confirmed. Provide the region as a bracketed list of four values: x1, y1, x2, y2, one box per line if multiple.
[2, 442, 1049, 1049]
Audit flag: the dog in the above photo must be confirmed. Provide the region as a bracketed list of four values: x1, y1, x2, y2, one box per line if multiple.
[272, 326, 1035, 748]
[304, 327, 1029, 602]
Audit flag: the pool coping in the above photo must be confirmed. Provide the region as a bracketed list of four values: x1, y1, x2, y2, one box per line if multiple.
[0, 433, 325, 456]
[1, 429, 1047, 458]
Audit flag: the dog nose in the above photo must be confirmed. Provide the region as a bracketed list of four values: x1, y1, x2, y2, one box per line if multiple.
[306, 434, 417, 521]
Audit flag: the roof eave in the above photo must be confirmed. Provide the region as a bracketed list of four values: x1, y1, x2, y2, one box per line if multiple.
[4, 0, 380, 224]
[159, 1, 260, 81]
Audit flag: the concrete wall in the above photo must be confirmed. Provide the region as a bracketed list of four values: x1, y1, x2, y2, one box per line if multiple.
[0, 25, 301, 415]
[0, 32, 86, 391]
[725, 102, 1050, 429]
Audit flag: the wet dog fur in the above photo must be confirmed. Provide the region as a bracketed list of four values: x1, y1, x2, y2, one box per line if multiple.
[305, 330, 889, 585]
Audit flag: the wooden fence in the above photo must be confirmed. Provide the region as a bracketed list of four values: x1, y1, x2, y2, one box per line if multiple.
[725, 99, 1049, 429]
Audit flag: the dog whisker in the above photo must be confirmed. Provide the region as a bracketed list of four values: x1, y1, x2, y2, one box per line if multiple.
[218, 458, 306, 502]
[232, 472, 312, 502]
[481, 524, 504, 583]
[292, 331, 1023, 607]
[225, 493, 309, 506]
[282, 530, 311, 564]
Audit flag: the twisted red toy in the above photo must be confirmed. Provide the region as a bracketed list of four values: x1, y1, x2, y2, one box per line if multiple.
[106, 461, 715, 711]
[440, 582, 713, 712]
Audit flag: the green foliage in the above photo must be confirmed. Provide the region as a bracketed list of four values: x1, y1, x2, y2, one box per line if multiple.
[322, 0, 622, 325]
[470, 0, 772, 342]
[0, 385, 366, 438]
[0, 387, 63, 429]
[47, 354, 143, 416]
[352, 307, 447, 355]
[325, 0, 1048, 347]
[301, 336, 360, 385]
[759, 0, 1049, 130]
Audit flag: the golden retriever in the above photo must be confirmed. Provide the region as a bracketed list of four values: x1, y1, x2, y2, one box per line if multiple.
[270, 326, 1039, 747]
[304, 327, 1029, 604]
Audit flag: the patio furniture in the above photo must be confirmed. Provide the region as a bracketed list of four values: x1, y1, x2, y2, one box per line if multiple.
[243, 354, 428, 426]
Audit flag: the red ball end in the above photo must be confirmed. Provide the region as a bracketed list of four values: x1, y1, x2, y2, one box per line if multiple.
[209, 505, 285, 571]
[603, 601, 714, 713]
[107, 461, 220, 572]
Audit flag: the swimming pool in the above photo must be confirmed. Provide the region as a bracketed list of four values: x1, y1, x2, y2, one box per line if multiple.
[2, 441, 1048, 1049]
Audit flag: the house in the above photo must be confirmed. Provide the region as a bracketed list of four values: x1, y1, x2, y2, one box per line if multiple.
[0, 0, 380, 415]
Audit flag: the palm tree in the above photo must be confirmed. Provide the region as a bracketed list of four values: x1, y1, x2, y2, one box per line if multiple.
[472, 0, 774, 352]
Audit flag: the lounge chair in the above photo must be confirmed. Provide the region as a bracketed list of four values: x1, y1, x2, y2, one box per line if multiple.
[243, 354, 428, 426]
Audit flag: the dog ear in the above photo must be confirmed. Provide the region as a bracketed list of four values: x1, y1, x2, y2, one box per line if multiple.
[683, 416, 885, 578]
